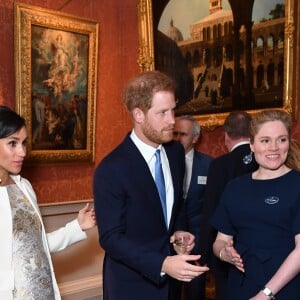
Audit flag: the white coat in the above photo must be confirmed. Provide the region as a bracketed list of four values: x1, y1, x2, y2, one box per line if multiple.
[0, 175, 87, 300]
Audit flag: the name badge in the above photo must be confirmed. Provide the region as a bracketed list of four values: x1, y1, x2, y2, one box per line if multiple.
[198, 176, 207, 185]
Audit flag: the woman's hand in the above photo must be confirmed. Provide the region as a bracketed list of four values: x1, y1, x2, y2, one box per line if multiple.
[214, 233, 245, 272]
[249, 290, 269, 300]
[221, 239, 245, 272]
[77, 203, 96, 231]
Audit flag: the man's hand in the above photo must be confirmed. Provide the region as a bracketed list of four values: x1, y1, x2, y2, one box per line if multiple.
[170, 231, 195, 254]
[161, 254, 209, 281]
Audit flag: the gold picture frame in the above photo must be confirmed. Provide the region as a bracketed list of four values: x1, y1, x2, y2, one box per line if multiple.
[137, 0, 299, 130]
[14, 3, 99, 163]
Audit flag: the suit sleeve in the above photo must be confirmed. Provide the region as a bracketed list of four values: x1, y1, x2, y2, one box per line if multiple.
[199, 159, 228, 263]
[93, 158, 168, 285]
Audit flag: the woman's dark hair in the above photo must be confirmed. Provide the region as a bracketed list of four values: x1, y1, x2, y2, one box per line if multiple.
[0, 106, 26, 138]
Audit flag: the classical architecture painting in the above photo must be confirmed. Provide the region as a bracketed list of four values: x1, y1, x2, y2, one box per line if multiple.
[156, 0, 285, 116]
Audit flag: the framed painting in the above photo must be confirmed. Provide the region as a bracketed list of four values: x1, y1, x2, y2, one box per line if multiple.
[137, 0, 299, 130]
[14, 3, 99, 163]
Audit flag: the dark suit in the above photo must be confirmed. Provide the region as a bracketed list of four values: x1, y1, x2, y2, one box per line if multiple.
[93, 133, 186, 300]
[199, 143, 258, 300]
[184, 151, 212, 300]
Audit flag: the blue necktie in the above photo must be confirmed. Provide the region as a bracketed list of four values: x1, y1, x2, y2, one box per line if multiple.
[155, 149, 168, 227]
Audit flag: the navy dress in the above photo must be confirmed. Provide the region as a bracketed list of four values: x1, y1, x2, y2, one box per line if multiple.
[211, 170, 300, 300]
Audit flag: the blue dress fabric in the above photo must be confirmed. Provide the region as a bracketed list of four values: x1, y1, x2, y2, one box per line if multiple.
[211, 170, 300, 300]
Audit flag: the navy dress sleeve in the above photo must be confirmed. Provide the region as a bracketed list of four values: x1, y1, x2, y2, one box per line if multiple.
[210, 179, 238, 237]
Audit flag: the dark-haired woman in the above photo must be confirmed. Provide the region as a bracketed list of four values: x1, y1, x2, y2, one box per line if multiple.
[0, 106, 96, 299]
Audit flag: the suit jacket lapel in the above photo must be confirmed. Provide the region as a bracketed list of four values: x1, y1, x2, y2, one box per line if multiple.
[123, 135, 168, 229]
[123, 135, 184, 232]
[164, 143, 184, 230]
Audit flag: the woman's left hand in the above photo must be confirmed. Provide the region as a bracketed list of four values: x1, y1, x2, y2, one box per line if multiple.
[77, 203, 96, 230]
[249, 290, 266, 300]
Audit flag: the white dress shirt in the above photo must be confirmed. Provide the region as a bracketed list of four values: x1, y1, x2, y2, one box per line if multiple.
[231, 141, 250, 152]
[183, 148, 194, 199]
[130, 130, 174, 227]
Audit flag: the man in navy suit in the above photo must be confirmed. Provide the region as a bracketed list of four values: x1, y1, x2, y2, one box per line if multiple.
[173, 115, 212, 300]
[199, 111, 258, 300]
[93, 71, 209, 300]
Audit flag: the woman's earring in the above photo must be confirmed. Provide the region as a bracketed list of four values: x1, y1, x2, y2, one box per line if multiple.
[243, 151, 253, 165]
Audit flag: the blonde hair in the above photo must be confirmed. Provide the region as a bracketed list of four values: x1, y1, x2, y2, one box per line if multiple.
[249, 109, 300, 171]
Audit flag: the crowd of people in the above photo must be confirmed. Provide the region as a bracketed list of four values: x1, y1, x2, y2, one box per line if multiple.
[3, 70, 300, 300]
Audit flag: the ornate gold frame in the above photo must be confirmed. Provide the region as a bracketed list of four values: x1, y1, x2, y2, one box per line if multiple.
[14, 3, 98, 163]
[137, 0, 299, 130]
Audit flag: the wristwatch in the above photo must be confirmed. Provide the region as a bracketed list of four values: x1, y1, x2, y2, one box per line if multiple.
[262, 287, 275, 299]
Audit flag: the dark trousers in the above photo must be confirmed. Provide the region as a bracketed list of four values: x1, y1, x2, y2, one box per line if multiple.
[213, 259, 229, 300]
[183, 273, 206, 300]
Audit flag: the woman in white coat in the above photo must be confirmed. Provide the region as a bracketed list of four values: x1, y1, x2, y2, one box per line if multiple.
[0, 106, 96, 299]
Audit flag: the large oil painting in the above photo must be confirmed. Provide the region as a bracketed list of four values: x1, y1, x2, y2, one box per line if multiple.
[14, 3, 99, 162]
[138, 0, 299, 129]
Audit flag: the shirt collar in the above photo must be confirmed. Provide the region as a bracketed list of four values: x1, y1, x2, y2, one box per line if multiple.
[130, 129, 161, 163]
[185, 148, 194, 160]
[231, 141, 250, 152]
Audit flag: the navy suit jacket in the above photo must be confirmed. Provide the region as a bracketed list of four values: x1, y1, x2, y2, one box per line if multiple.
[185, 151, 212, 253]
[93, 133, 185, 300]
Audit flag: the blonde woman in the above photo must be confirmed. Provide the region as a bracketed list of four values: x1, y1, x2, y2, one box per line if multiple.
[212, 109, 300, 299]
